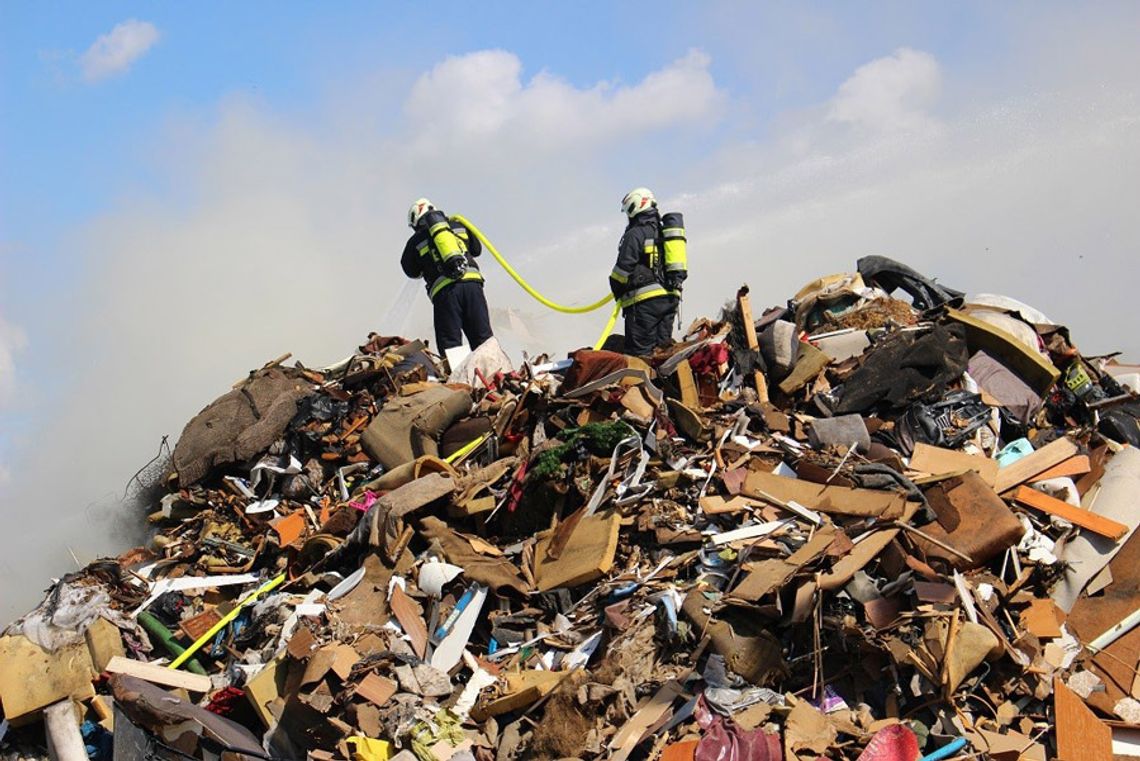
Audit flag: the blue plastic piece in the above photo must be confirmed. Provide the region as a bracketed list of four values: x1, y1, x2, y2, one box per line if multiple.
[919, 737, 968, 761]
[996, 438, 1034, 467]
[605, 582, 640, 602]
[435, 585, 476, 640]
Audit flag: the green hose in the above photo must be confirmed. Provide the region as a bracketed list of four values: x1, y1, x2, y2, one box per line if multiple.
[137, 611, 209, 675]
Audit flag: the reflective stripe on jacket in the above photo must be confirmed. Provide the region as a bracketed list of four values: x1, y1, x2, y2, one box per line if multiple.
[401, 219, 483, 300]
[609, 210, 670, 309]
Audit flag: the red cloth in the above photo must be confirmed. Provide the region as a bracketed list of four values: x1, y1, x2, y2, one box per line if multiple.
[689, 344, 729, 375]
[856, 724, 919, 761]
[204, 686, 245, 716]
[561, 350, 630, 393]
[694, 695, 782, 761]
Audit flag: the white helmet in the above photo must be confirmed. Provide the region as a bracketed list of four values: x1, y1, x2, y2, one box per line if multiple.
[408, 197, 435, 228]
[621, 187, 657, 218]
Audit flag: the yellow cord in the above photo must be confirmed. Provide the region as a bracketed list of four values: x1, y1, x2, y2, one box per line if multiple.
[451, 215, 613, 314]
[450, 214, 620, 350]
[168, 573, 286, 670]
[593, 304, 620, 350]
[444, 432, 490, 464]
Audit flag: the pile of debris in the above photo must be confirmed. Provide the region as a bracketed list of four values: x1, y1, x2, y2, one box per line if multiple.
[3, 256, 1140, 761]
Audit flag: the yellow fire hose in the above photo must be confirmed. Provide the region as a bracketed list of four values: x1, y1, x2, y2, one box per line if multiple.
[168, 573, 286, 670]
[450, 214, 619, 350]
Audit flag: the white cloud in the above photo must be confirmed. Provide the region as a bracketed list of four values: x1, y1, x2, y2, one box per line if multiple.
[829, 47, 941, 132]
[0, 313, 26, 406]
[80, 19, 160, 82]
[404, 49, 724, 152]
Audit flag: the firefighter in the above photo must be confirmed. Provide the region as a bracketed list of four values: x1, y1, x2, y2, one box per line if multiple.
[401, 198, 494, 353]
[608, 187, 688, 356]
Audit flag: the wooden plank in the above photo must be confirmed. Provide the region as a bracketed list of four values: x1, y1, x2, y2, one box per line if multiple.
[994, 437, 1078, 494]
[737, 290, 769, 402]
[731, 529, 837, 602]
[741, 469, 907, 519]
[1029, 455, 1091, 483]
[674, 360, 701, 409]
[817, 502, 920, 592]
[909, 443, 999, 487]
[104, 656, 211, 693]
[729, 559, 797, 602]
[1014, 486, 1128, 540]
[1054, 678, 1112, 761]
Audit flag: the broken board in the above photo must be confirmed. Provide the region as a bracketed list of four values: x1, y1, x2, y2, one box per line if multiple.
[534, 513, 621, 591]
[245, 656, 288, 727]
[909, 443, 999, 487]
[1054, 677, 1111, 761]
[777, 342, 829, 395]
[355, 673, 398, 707]
[471, 670, 563, 720]
[741, 469, 908, 519]
[389, 585, 430, 659]
[994, 437, 1078, 494]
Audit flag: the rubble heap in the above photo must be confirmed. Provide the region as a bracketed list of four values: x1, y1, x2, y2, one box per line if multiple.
[3, 256, 1140, 761]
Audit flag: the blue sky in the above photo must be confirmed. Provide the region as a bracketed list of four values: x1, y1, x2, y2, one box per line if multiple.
[2, 3, 1014, 262]
[1, 3, 1138, 616]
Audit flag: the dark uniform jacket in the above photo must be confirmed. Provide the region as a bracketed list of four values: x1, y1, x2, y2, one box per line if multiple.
[401, 219, 484, 299]
[608, 211, 670, 309]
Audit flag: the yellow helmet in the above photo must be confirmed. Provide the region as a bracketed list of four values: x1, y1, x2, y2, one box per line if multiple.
[621, 187, 657, 218]
[408, 197, 434, 228]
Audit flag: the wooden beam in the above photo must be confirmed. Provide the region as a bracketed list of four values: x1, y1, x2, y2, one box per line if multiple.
[737, 288, 769, 403]
[1013, 486, 1128, 540]
[104, 656, 212, 692]
[1029, 455, 1091, 483]
[994, 437, 1078, 494]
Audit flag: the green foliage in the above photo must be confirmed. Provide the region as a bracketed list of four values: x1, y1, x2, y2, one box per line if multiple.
[528, 420, 637, 480]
